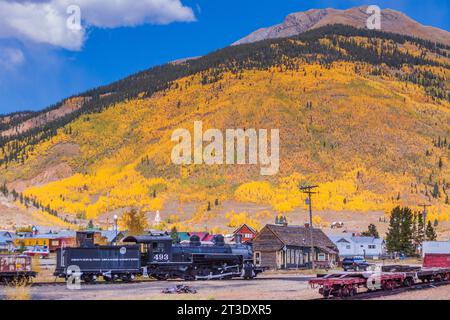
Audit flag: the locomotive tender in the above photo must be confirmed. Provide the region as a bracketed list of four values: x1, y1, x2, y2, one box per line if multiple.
[54, 233, 260, 282]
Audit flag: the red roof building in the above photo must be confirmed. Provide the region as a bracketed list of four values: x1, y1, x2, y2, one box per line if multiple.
[233, 224, 258, 243]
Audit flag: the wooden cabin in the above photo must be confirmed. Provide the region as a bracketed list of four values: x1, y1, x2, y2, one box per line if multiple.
[252, 224, 338, 269]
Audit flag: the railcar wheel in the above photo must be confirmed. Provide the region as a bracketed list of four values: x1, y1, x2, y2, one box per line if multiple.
[403, 278, 413, 287]
[82, 275, 95, 283]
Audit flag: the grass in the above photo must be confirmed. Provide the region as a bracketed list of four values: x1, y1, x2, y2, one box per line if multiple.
[4, 279, 31, 300]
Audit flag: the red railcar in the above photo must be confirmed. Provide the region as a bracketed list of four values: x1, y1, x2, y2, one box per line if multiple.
[0, 254, 37, 284]
[309, 272, 407, 298]
[423, 254, 450, 268]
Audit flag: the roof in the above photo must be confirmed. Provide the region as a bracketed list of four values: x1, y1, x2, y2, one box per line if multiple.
[0, 231, 15, 239]
[329, 235, 384, 245]
[122, 235, 172, 243]
[233, 224, 257, 235]
[203, 234, 215, 242]
[263, 224, 337, 249]
[100, 230, 124, 243]
[189, 232, 209, 241]
[178, 232, 191, 242]
[423, 241, 450, 254]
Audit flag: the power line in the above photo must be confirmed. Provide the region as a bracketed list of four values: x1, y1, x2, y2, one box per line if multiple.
[299, 184, 318, 270]
[418, 203, 431, 230]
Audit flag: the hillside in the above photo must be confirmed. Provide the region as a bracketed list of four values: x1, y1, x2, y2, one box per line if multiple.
[0, 25, 449, 232]
[234, 6, 450, 46]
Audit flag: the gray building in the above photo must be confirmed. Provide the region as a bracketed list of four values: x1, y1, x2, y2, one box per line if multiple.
[0, 231, 15, 252]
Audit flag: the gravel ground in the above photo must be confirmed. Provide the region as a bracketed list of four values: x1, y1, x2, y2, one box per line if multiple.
[1, 271, 449, 300]
[372, 284, 450, 300]
[0, 274, 321, 300]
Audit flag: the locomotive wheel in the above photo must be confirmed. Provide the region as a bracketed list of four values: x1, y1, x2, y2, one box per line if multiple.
[103, 276, 115, 283]
[121, 274, 133, 282]
[153, 274, 169, 280]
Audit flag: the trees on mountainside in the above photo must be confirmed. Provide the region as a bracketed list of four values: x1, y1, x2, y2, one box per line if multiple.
[386, 206, 438, 255]
[1, 25, 449, 168]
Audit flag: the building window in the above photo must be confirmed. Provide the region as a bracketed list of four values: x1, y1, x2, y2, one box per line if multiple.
[318, 253, 326, 261]
[255, 252, 261, 266]
[346, 245, 351, 249]
[368, 245, 376, 249]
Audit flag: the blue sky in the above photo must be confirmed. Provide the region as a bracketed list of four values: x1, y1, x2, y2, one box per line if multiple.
[0, 0, 449, 114]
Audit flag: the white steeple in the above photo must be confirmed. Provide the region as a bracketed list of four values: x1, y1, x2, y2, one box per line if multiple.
[154, 210, 161, 225]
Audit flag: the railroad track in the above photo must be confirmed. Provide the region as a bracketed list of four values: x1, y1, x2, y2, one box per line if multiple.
[317, 280, 450, 300]
[28, 275, 311, 287]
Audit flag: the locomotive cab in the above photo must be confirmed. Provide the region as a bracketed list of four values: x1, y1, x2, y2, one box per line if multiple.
[123, 235, 173, 264]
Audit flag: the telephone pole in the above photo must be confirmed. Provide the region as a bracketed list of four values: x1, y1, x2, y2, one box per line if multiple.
[418, 203, 431, 230]
[299, 185, 319, 270]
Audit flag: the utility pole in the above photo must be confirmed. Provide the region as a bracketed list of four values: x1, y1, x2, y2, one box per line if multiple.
[418, 203, 431, 231]
[299, 184, 319, 270]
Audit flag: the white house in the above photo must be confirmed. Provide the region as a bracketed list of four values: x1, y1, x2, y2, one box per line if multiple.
[0, 231, 15, 252]
[329, 235, 385, 259]
[422, 241, 450, 257]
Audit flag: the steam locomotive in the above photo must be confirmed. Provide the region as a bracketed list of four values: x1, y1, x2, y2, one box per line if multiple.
[54, 232, 261, 282]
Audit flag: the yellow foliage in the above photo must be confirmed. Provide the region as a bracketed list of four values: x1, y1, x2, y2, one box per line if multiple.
[225, 210, 261, 231]
[234, 181, 274, 203]
[118, 208, 149, 235]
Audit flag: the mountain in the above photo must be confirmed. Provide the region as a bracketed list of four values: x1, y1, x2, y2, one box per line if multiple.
[0, 25, 449, 232]
[234, 6, 450, 46]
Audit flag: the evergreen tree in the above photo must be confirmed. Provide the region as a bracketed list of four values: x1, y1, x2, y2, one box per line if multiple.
[386, 206, 415, 255]
[170, 226, 180, 243]
[386, 206, 402, 253]
[399, 207, 414, 256]
[415, 213, 425, 250]
[425, 221, 437, 241]
[432, 182, 440, 198]
[361, 224, 379, 238]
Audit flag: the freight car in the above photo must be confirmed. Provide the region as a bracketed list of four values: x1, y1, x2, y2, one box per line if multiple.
[0, 254, 37, 284]
[54, 233, 261, 282]
[310, 266, 450, 298]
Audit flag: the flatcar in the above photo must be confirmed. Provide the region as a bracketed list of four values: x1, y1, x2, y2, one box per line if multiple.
[310, 265, 450, 298]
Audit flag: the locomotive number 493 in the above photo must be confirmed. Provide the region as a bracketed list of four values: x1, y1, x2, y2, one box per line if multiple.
[153, 254, 169, 261]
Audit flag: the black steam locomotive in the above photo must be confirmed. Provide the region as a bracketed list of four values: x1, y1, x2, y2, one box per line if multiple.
[54, 232, 261, 282]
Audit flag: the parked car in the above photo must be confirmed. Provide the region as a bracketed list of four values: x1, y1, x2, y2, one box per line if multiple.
[23, 246, 50, 258]
[342, 257, 370, 271]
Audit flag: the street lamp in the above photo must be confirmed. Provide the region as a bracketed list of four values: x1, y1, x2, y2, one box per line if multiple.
[113, 214, 118, 245]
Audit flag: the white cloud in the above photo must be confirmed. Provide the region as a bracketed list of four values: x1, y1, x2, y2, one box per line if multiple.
[0, 0, 196, 50]
[0, 47, 25, 69]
